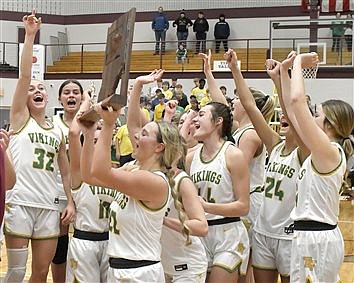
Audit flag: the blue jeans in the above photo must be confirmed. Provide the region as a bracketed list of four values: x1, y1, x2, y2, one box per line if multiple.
[177, 31, 188, 48]
[154, 30, 166, 52]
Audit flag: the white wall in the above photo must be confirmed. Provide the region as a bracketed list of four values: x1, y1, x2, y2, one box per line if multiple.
[1, 78, 353, 119]
[66, 16, 337, 52]
[0, 20, 66, 66]
[1, 15, 340, 61]
[0, 0, 298, 15]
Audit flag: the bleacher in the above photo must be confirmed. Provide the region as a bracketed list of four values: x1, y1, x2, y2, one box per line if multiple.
[46, 48, 353, 73]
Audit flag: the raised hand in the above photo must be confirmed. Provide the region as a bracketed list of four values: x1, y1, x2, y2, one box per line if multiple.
[163, 100, 178, 122]
[94, 103, 120, 127]
[75, 111, 97, 135]
[0, 129, 14, 151]
[280, 50, 297, 71]
[296, 52, 319, 69]
[199, 49, 212, 73]
[136, 69, 164, 85]
[23, 10, 42, 36]
[224, 49, 239, 70]
[265, 59, 281, 79]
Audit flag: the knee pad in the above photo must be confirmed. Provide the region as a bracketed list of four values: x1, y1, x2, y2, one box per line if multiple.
[4, 247, 28, 283]
[52, 234, 69, 264]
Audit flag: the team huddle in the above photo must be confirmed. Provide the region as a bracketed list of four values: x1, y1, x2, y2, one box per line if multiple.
[1, 11, 353, 283]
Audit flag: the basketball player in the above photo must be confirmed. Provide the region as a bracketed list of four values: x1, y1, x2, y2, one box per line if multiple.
[224, 49, 309, 283]
[51, 79, 83, 282]
[186, 101, 250, 283]
[284, 52, 354, 282]
[82, 70, 185, 281]
[66, 91, 116, 282]
[200, 50, 274, 282]
[4, 11, 75, 282]
[161, 141, 208, 282]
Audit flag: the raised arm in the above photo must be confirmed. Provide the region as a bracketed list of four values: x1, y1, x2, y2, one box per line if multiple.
[68, 90, 92, 188]
[225, 49, 280, 152]
[127, 69, 164, 145]
[278, 54, 310, 162]
[10, 11, 42, 131]
[199, 50, 228, 105]
[91, 106, 168, 204]
[289, 53, 340, 172]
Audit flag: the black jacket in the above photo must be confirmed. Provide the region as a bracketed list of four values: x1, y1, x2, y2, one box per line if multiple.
[214, 20, 230, 39]
[193, 17, 209, 33]
[173, 17, 193, 32]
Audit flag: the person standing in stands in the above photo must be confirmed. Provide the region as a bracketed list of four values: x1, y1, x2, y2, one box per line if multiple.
[193, 11, 209, 54]
[173, 10, 193, 49]
[330, 12, 345, 53]
[152, 6, 169, 55]
[214, 14, 230, 53]
[344, 14, 353, 52]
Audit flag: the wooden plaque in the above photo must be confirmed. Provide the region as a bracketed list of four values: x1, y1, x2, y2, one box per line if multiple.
[80, 8, 136, 122]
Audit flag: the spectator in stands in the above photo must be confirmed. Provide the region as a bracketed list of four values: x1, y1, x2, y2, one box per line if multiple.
[193, 11, 209, 54]
[169, 78, 178, 91]
[140, 96, 151, 122]
[214, 14, 230, 53]
[200, 88, 212, 107]
[172, 10, 193, 48]
[191, 78, 207, 103]
[150, 78, 163, 97]
[185, 95, 200, 112]
[220, 85, 227, 97]
[191, 78, 200, 92]
[114, 124, 134, 167]
[152, 6, 169, 55]
[162, 80, 173, 99]
[344, 14, 353, 52]
[331, 12, 345, 52]
[172, 84, 189, 109]
[153, 92, 166, 121]
[175, 44, 188, 65]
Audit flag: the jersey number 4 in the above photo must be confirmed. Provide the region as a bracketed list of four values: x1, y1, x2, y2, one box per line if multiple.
[33, 148, 55, 172]
[264, 177, 284, 201]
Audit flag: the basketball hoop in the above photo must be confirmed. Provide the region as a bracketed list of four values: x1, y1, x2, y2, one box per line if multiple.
[302, 63, 318, 79]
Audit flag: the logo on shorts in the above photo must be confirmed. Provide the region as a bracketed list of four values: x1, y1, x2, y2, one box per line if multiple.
[54, 198, 59, 204]
[303, 256, 317, 271]
[174, 264, 188, 271]
[70, 258, 78, 270]
[237, 243, 245, 254]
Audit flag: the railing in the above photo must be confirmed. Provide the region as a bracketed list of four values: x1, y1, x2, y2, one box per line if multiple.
[0, 36, 352, 74]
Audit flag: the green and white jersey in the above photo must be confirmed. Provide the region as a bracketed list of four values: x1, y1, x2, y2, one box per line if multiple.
[291, 143, 345, 226]
[254, 141, 301, 240]
[52, 113, 69, 200]
[72, 182, 119, 233]
[161, 170, 207, 276]
[107, 171, 170, 261]
[7, 116, 63, 210]
[190, 141, 234, 221]
[233, 124, 267, 193]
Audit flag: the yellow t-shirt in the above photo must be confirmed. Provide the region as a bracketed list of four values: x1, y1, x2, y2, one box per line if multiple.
[141, 108, 151, 122]
[115, 124, 133, 156]
[200, 95, 212, 108]
[191, 87, 207, 102]
[162, 89, 173, 100]
[154, 103, 165, 121]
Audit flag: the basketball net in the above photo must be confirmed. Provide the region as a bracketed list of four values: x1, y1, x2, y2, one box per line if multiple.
[302, 63, 318, 79]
